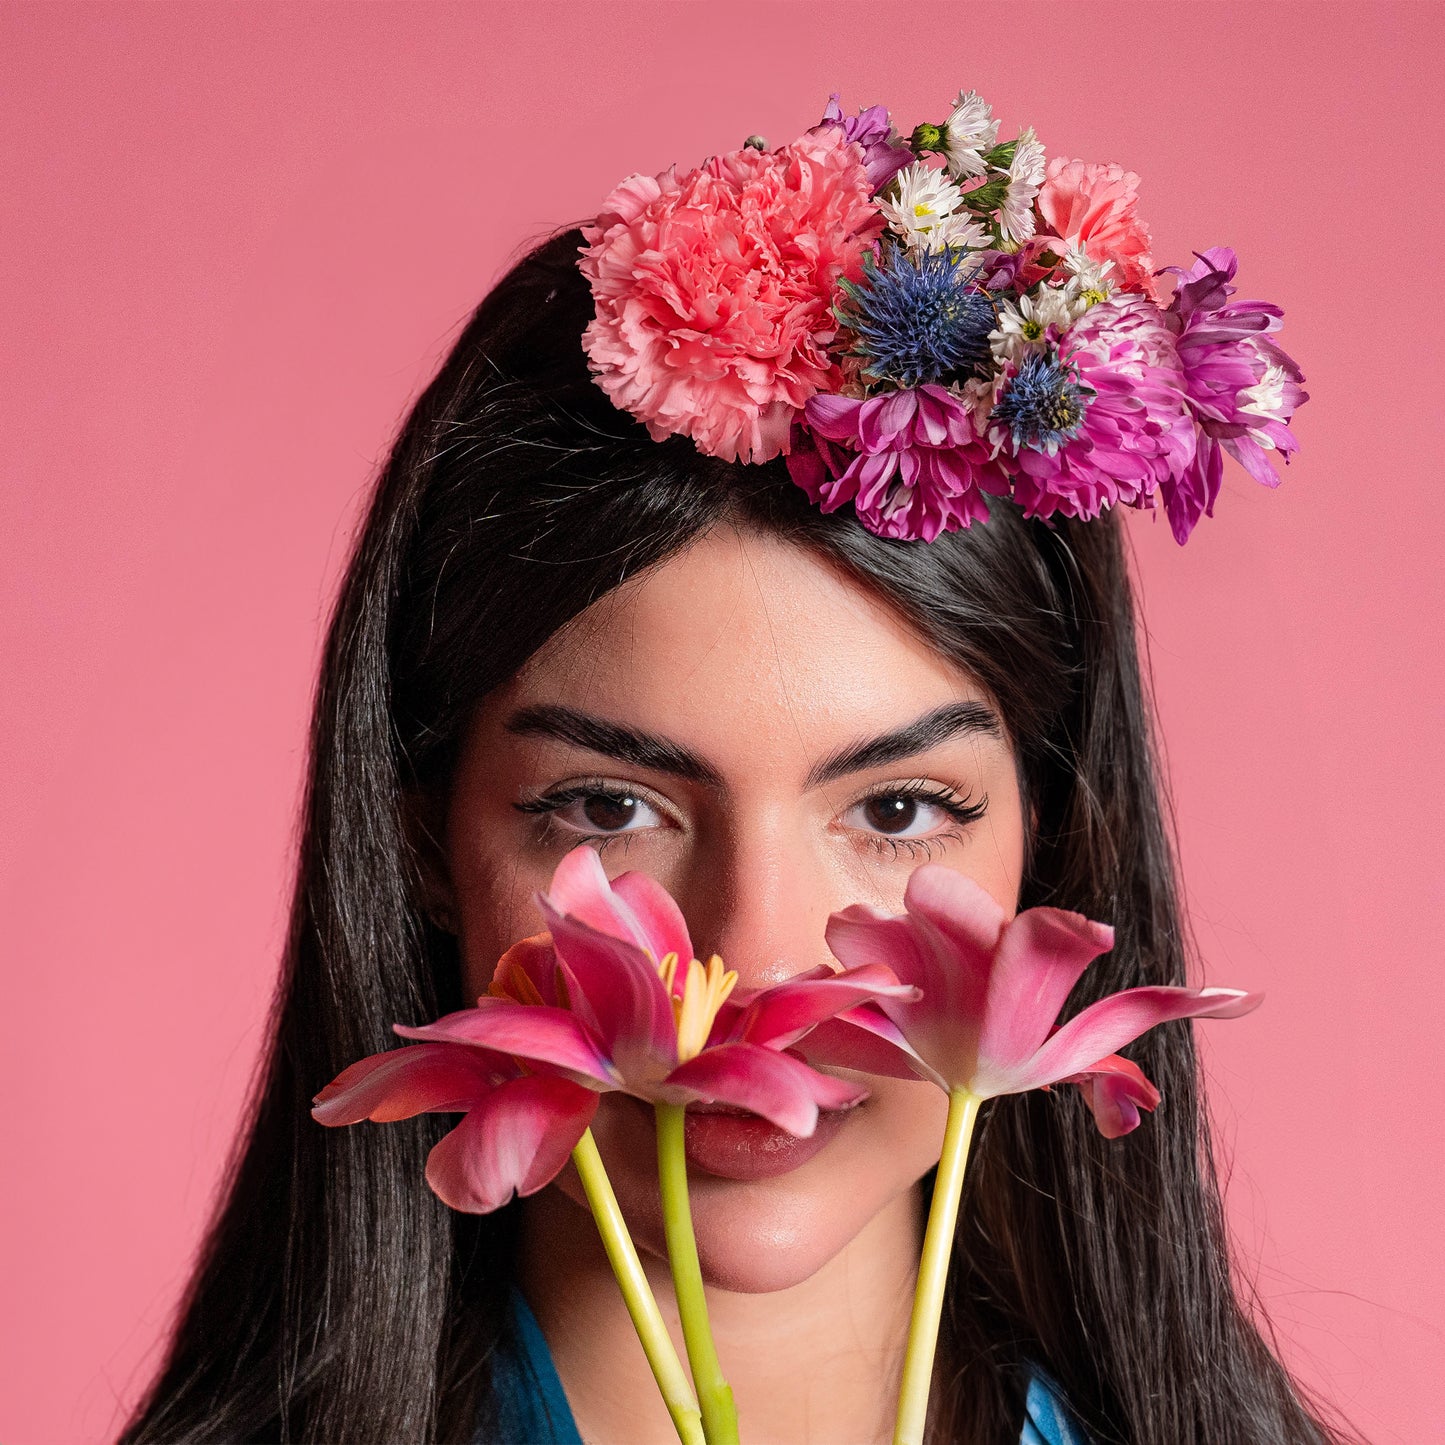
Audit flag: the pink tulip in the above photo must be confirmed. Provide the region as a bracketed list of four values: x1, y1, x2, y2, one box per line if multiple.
[802, 863, 1261, 1136]
[404, 846, 916, 1138]
[818, 865, 1264, 1445]
[312, 846, 916, 1212]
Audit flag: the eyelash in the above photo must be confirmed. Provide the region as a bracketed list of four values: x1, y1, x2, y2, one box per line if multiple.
[514, 776, 987, 860]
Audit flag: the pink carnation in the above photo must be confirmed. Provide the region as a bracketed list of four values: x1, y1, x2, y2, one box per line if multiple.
[579, 128, 883, 464]
[1036, 158, 1160, 301]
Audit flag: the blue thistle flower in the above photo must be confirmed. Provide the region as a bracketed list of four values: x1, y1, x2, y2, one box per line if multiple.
[992, 351, 1095, 454]
[837, 245, 997, 388]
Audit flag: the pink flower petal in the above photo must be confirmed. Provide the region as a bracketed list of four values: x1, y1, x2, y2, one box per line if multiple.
[539, 902, 678, 1069]
[424, 1075, 598, 1213]
[798, 1007, 944, 1088]
[1008, 986, 1263, 1093]
[725, 962, 919, 1050]
[838, 866, 1006, 1085]
[974, 907, 1115, 1076]
[805, 392, 866, 441]
[610, 868, 695, 965]
[663, 1042, 866, 1137]
[543, 845, 678, 958]
[311, 1042, 512, 1125]
[490, 932, 562, 1006]
[1055, 1052, 1161, 1138]
[396, 1001, 617, 1087]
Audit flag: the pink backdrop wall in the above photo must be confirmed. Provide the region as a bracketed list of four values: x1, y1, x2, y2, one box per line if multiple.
[3, 4, 1441, 1440]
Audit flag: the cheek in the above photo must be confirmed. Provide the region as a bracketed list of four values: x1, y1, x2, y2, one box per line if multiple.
[451, 856, 550, 1000]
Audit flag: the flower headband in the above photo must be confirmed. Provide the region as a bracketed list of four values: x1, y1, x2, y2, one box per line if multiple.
[577, 90, 1306, 544]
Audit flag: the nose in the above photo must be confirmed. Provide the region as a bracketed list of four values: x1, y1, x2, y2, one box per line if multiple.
[677, 809, 839, 989]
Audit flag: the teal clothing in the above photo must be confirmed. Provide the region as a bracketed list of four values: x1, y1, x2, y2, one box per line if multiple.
[486, 1289, 1089, 1444]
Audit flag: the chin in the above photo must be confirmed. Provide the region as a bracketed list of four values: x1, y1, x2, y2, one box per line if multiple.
[682, 1174, 868, 1293]
[555, 1085, 941, 1296]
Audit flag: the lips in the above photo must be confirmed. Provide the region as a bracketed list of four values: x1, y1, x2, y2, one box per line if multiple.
[681, 1101, 850, 1181]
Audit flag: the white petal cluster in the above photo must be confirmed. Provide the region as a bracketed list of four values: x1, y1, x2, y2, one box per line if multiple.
[997, 127, 1046, 245]
[1061, 249, 1115, 301]
[989, 288, 1072, 367]
[941, 90, 1000, 179]
[1239, 352, 1291, 441]
[879, 161, 988, 253]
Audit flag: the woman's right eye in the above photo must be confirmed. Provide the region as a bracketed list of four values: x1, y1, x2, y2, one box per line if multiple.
[515, 786, 667, 838]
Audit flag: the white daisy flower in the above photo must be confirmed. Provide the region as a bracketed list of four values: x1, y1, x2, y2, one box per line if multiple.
[997, 127, 1046, 245]
[921, 210, 990, 254]
[1011, 252, 1119, 329]
[1057, 249, 1116, 315]
[940, 90, 1000, 179]
[879, 161, 986, 253]
[989, 289, 1065, 367]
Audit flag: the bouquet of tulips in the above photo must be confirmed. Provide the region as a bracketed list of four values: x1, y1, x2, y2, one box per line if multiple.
[315, 847, 1257, 1445]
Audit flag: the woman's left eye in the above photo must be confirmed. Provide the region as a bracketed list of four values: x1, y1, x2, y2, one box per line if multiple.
[840, 785, 987, 851]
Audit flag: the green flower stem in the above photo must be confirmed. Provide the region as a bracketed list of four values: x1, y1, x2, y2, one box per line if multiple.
[571, 1128, 705, 1445]
[893, 1089, 982, 1445]
[655, 1103, 739, 1445]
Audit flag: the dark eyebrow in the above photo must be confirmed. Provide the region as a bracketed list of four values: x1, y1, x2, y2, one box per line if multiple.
[505, 704, 724, 786]
[505, 700, 1003, 791]
[805, 700, 1004, 787]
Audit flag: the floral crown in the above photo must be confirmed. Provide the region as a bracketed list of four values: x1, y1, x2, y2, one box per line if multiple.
[577, 90, 1306, 544]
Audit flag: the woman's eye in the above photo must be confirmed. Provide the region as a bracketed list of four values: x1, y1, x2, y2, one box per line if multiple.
[843, 791, 988, 843]
[845, 792, 960, 838]
[525, 788, 667, 836]
[576, 792, 657, 832]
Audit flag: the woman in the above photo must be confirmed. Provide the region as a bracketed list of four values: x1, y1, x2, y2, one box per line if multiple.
[120, 150, 1337, 1443]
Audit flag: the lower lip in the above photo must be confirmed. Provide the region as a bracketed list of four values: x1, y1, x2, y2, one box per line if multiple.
[681, 1105, 849, 1181]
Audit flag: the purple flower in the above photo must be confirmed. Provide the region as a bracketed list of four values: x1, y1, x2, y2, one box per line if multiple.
[787, 385, 1010, 542]
[993, 297, 1195, 525]
[1162, 246, 1307, 542]
[819, 94, 913, 192]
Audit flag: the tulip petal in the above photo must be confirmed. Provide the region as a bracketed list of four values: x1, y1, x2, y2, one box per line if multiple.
[490, 932, 560, 1006]
[1009, 986, 1263, 1092]
[311, 1041, 513, 1125]
[974, 907, 1115, 1074]
[1056, 1053, 1161, 1138]
[726, 962, 920, 1049]
[663, 1043, 866, 1137]
[396, 1000, 617, 1087]
[611, 868, 695, 965]
[539, 902, 679, 1069]
[827, 868, 1007, 1086]
[424, 1075, 598, 1213]
[798, 1008, 946, 1089]
[543, 845, 692, 963]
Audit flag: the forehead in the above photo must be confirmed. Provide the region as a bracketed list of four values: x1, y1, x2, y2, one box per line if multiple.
[504, 526, 994, 768]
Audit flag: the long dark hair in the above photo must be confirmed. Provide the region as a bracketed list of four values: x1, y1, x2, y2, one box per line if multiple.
[122, 232, 1346, 1445]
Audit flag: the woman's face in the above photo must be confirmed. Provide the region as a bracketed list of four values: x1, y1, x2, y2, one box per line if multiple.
[435, 525, 1026, 1293]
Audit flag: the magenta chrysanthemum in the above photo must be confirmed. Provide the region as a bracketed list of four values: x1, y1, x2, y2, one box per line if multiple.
[787, 385, 1010, 542]
[578, 128, 883, 465]
[1162, 247, 1308, 542]
[994, 297, 1196, 524]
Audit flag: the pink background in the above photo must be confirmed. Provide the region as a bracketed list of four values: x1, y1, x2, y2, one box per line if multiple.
[3, 4, 1441, 1441]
